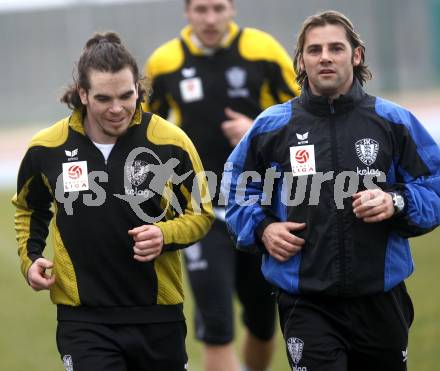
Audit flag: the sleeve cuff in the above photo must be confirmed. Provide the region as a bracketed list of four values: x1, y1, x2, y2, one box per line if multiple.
[255, 215, 279, 253]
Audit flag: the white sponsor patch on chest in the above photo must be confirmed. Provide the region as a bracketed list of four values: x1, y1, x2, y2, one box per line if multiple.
[62, 161, 89, 192]
[180, 77, 203, 102]
[289, 145, 316, 176]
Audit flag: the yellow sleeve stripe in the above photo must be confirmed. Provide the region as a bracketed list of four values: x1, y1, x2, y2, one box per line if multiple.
[50, 209, 81, 306]
[12, 181, 34, 279]
[259, 80, 277, 110]
[156, 182, 213, 245]
[166, 94, 182, 127]
[239, 28, 301, 97]
[147, 115, 214, 245]
[154, 250, 184, 305]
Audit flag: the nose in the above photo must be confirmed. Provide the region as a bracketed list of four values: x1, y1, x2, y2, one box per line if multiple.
[109, 101, 123, 114]
[205, 9, 217, 24]
[320, 47, 331, 63]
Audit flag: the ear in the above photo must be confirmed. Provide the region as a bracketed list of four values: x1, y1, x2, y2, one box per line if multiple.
[135, 82, 139, 99]
[352, 47, 362, 67]
[299, 53, 305, 72]
[79, 87, 88, 105]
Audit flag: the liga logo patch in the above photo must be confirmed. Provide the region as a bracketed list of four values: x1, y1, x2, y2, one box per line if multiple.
[290, 145, 316, 176]
[62, 161, 89, 192]
[180, 77, 203, 102]
[67, 165, 82, 179]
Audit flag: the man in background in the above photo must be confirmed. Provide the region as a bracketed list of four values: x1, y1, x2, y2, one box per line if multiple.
[13, 31, 213, 371]
[144, 0, 300, 370]
[224, 10, 440, 371]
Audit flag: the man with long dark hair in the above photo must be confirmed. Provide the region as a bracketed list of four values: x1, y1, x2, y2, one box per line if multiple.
[13, 31, 213, 371]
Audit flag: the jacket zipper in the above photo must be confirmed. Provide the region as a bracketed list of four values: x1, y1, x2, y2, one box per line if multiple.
[88, 138, 112, 193]
[328, 100, 347, 294]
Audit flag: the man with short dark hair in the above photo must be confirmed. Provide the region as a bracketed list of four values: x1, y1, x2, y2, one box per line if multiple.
[144, 1, 300, 370]
[224, 10, 440, 371]
[12, 31, 213, 371]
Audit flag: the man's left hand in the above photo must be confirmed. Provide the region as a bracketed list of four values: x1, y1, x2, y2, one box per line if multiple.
[352, 189, 394, 223]
[221, 107, 253, 146]
[128, 225, 164, 262]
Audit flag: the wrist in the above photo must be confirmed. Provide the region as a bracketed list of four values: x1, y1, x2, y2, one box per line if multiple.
[388, 191, 405, 216]
[256, 216, 278, 241]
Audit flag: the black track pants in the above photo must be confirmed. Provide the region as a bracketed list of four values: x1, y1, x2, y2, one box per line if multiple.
[278, 282, 414, 371]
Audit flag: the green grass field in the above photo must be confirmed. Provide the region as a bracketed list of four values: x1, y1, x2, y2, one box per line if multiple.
[1, 189, 439, 370]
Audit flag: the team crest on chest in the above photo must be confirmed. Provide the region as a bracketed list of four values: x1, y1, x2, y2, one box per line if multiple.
[226, 66, 249, 98]
[355, 138, 379, 166]
[126, 160, 149, 187]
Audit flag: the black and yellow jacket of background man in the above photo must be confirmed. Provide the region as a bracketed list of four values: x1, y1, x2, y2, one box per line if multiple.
[12, 107, 213, 324]
[144, 22, 300, 202]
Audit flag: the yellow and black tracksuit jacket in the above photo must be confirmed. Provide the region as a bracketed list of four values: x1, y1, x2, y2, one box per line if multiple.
[144, 22, 300, 203]
[12, 107, 214, 324]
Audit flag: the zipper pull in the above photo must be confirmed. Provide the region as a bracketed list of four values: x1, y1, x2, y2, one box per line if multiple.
[328, 99, 335, 114]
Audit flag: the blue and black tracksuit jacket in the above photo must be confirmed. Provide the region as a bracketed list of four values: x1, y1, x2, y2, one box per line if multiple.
[224, 79, 440, 297]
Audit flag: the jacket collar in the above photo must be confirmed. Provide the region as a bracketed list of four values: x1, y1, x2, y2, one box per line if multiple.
[299, 78, 366, 116]
[68, 105, 143, 136]
[180, 22, 240, 56]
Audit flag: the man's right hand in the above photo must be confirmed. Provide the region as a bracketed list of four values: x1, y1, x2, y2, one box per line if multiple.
[221, 108, 253, 146]
[261, 222, 306, 262]
[27, 258, 55, 291]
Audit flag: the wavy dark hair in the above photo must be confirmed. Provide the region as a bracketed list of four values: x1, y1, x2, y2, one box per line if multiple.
[61, 31, 148, 110]
[293, 10, 372, 86]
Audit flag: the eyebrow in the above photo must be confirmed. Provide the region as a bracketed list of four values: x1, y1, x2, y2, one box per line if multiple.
[93, 89, 135, 99]
[306, 42, 347, 50]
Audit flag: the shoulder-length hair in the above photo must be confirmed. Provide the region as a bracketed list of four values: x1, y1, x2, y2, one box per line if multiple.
[293, 10, 372, 86]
